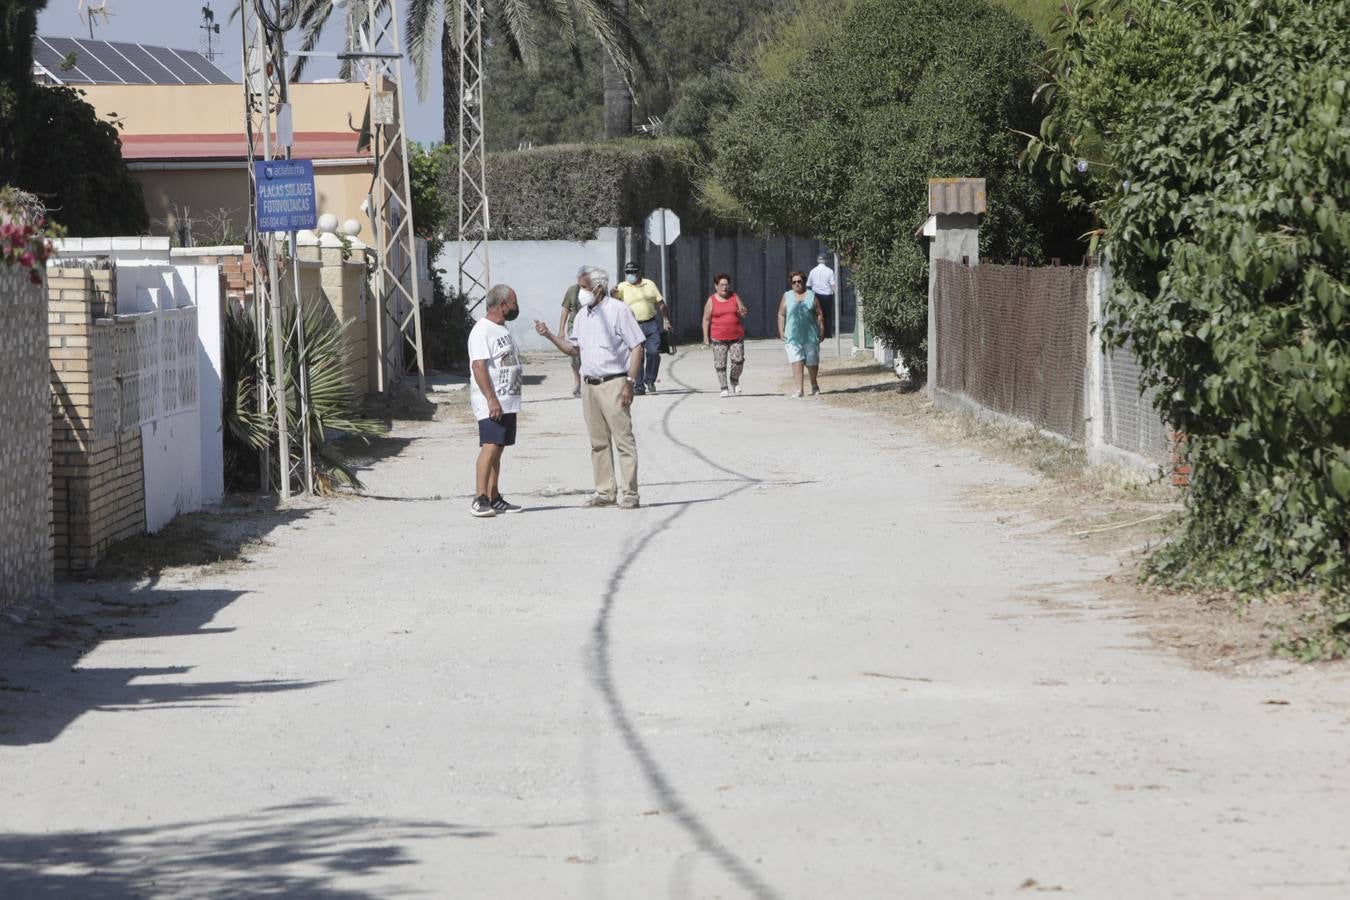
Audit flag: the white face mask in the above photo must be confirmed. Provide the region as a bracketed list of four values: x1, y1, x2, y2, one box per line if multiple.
[577, 288, 597, 308]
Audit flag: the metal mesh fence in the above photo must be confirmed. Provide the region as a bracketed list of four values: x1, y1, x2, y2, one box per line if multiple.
[933, 259, 1089, 442]
[1102, 341, 1171, 463]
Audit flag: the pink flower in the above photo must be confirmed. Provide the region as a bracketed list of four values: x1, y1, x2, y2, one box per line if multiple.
[19, 251, 35, 267]
[29, 270, 42, 285]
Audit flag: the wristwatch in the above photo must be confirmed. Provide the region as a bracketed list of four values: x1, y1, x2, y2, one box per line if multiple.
[625, 377, 637, 385]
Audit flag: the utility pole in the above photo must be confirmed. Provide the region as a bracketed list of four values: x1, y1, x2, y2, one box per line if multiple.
[456, 0, 491, 311]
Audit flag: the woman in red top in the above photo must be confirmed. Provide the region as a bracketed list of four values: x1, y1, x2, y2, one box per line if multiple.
[701, 272, 749, 397]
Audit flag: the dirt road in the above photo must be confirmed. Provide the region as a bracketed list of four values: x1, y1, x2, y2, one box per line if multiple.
[2, 341, 1348, 898]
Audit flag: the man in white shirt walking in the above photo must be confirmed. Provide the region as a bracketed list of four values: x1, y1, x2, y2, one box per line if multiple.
[807, 252, 837, 338]
[467, 284, 524, 517]
[534, 265, 646, 509]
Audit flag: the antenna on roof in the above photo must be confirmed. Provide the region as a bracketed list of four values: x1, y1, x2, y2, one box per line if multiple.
[200, 2, 222, 62]
[77, 0, 113, 41]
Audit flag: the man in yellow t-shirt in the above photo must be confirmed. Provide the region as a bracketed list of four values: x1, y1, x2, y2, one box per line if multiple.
[613, 260, 672, 395]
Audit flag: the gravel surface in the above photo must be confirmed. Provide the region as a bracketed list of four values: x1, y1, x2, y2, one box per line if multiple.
[2, 340, 1348, 899]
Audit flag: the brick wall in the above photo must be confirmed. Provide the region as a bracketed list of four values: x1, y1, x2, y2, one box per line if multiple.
[48, 266, 146, 574]
[178, 248, 253, 309]
[0, 268, 54, 609]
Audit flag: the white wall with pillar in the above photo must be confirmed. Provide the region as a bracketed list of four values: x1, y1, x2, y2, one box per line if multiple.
[53, 237, 226, 530]
[437, 228, 623, 352]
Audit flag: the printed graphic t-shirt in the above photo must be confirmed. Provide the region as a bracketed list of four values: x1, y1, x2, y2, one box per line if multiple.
[467, 318, 523, 420]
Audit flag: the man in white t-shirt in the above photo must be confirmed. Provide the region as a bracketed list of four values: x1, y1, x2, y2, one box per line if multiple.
[806, 252, 837, 338]
[467, 284, 524, 517]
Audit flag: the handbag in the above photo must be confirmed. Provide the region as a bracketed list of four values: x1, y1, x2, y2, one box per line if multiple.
[659, 330, 677, 355]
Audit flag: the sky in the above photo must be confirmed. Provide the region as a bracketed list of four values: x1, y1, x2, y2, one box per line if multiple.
[37, 0, 446, 144]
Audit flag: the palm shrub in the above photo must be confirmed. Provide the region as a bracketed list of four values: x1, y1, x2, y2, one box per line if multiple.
[223, 300, 384, 494]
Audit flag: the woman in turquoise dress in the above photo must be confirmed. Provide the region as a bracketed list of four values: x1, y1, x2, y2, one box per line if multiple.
[776, 270, 825, 396]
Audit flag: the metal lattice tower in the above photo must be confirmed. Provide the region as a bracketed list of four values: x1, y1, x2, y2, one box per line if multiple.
[457, 0, 491, 306]
[351, 2, 426, 395]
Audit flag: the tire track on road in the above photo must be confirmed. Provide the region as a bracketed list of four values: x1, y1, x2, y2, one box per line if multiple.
[586, 351, 778, 900]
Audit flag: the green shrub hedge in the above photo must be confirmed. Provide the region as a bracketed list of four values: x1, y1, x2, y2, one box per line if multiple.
[707, 0, 1079, 371]
[1095, 0, 1350, 600]
[453, 138, 703, 241]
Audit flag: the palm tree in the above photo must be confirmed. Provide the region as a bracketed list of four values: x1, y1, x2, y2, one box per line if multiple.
[600, 0, 631, 138]
[285, 0, 640, 142]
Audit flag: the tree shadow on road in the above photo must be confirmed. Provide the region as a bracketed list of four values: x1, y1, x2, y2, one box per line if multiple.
[0, 798, 489, 898]
[0, 582, 326, 747]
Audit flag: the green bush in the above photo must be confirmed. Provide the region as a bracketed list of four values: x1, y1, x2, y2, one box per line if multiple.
[468, 138, 703, 241]
[1093, 0, 1350, 594]
[709, 0, 1078, 369]
[1021, 0, 1200, 216]
[420, 290, 476, 372]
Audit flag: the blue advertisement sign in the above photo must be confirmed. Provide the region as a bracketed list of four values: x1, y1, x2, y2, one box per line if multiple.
[254, 159, 317, 232]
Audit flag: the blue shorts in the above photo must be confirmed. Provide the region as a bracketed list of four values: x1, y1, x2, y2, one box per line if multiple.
[786, 342, 820, 366]
[478, 413, 517, 446]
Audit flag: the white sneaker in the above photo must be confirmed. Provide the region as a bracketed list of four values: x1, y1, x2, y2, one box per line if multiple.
[720, 388, 729, 397]
[791, 390, 802, 398]
[733, 384, 743, 395]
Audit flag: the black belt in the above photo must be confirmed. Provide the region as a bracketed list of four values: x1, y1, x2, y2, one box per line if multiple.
[583, 372, 627, 385]
[637, 316, 656, 324]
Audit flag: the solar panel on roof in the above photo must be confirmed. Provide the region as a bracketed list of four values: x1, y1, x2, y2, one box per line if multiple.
[38, 37, 95, 83]
[31, 37, 88, 82]
[177, 50, 232, 84]
[157, 49, 209, 85]
[35, 37, 237, 85]
[109, 42, 180, 84]
[47, 36, 119, 83]
[84, 40, 153, 84]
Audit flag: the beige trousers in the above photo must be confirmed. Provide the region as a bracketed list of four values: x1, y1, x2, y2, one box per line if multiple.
[581, 377, 639, 501]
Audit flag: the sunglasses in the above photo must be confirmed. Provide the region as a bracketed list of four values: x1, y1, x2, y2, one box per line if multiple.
[790, 279, 804, 285]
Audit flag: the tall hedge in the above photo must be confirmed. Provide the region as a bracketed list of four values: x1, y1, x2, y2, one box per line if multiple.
[1094, 0, 1350, 595]
[468, 138, 702, 241]
[709, 0, 1076, 370]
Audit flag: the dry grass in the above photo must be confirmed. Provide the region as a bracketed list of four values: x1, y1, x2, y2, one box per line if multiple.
[814, 357, 1320, 669]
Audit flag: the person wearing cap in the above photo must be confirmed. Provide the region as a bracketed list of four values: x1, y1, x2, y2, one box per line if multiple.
[806, 252, 837, 338]
[613, 260, 672, 395]
[534, 265, 646, 509]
